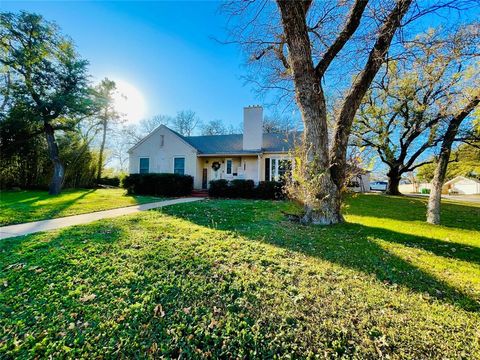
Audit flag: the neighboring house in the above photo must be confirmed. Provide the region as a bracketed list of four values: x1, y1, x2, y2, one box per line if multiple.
[442, 176, 480, 195]
[128, 105, 370, 192]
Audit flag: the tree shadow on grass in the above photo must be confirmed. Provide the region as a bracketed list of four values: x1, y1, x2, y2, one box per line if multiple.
[0, 221, 275, 359]
[24, 189, 95, 221]
[41, 189, 97, 219]
[161, 200, 480, 312]
[344, 194, 480, 231]
[0, 189, 97, 226]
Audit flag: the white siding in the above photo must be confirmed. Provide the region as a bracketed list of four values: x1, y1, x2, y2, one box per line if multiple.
[128, 126, 197, 182]
[243, 157, 259, 183]
[195, 156, 260, 188]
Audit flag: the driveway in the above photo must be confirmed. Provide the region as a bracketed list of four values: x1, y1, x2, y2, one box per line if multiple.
[405, 193, 480, 204]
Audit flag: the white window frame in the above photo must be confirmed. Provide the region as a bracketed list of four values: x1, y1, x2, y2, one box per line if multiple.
[269, 157, 292, 181]
[173, 156, 186, 175]
[139, 157, 150, 174]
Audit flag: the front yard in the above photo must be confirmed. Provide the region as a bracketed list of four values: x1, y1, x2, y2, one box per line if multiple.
[0, 189, 165, 226]
[0, 194, 479, 358]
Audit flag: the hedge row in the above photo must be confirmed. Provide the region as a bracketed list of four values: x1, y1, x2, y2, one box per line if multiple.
[98, 177, 121, 187]
[208, 179, 284, 200]
[122, 173, 193, 197]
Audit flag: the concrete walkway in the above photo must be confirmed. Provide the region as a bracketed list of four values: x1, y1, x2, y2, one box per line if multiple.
[0, 197, 204, 240]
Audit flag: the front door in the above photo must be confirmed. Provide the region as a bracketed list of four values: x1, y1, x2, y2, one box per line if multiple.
[202, 168, 208, 189]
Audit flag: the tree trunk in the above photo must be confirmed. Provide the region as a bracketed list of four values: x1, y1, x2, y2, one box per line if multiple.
[44, 122, 64, 195]
[386, 170, 401, 195]
[329, 0, 413, 189]
[277, 0, 342, 224]
[96, 119, 107, 183]
[427, 94, 480, 224]
[427, 150, 449, 224]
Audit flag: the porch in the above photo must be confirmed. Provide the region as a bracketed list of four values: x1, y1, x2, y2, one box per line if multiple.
[194, 154, 293, 190]
[196, 155, 260, 189]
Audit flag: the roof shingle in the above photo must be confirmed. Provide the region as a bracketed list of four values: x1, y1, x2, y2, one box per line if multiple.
[180, 132, 300, 154]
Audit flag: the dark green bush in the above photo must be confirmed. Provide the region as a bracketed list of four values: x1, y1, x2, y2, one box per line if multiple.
[122, 173, 193, 197]
[229, 179, 255, 198]
[208, 179, 229, 198]
[255, 181, 284, 200]
[208, 179, 283, 199]
[98, 177, 120, 187]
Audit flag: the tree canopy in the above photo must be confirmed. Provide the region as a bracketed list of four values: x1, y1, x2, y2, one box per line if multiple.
[352, 26, 480, 194]
[0, 11, 94, 193]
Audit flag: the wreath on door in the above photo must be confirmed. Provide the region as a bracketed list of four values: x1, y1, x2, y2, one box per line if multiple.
[211, 161, 221, 171]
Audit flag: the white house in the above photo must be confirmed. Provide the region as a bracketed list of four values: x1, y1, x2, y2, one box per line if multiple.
[129, 106, 296, 189]
[443, 176, 480, 195]
[128, 105, 370, 191]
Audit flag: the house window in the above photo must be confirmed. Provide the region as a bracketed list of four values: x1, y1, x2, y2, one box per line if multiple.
[278, 159, 291, 180]
[139, 158, 149, 174]
[268, 158, 292, 181]
[174, 157, 185, 175]
[226, 159, 232, 175]
[160, 135, 164, 147]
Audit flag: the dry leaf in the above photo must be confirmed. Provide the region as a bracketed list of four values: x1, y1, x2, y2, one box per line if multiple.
[208, 319, 217, 329]
[183, 307, 191, 314]
[148, 342, 158, 354]
[80, 294, 96, 302]
[154, 304, 165, 318]
[213, 306, 221, 314]
[68, 322, 75, 330]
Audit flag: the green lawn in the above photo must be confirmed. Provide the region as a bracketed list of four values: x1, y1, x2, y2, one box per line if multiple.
[0, 194, 479, 358]
[0, 188, 165, 226]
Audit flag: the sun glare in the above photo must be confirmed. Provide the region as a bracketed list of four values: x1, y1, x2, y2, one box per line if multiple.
[112, 79, 147, 123]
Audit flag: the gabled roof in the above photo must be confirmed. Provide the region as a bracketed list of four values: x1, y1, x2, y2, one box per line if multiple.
[180, 131, 300, 155]
[127, 125, 197, 153]
[444, 176, 480, 185]
[128, 124, 301, 155]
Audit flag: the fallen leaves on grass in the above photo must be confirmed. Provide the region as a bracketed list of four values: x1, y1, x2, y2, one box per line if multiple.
[154, 304, 165, 318]
[79, 293, 96, 302]
[208, 319, 218, 329]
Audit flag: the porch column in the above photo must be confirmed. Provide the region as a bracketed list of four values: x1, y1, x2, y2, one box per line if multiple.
[257, 154, 262, 184]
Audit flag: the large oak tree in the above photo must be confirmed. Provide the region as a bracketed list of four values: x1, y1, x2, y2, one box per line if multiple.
[0, 12, 92, 194]
[225, 0, 476, 224]
[352, 26, 480, 195]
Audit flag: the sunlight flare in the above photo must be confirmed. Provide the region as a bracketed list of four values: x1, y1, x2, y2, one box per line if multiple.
[112, 79, 147, 123]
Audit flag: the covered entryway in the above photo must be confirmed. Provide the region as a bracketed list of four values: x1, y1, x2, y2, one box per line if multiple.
[197, 155, 260, 188]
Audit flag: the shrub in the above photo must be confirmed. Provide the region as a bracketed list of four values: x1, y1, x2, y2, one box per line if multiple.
[208, 179, 229, 198]
[122, 173, 193, 197]
[229, 179, 255, 198]
[208, 179, 283, 200]
[255, 181, 284, 200]
[420, 188, 431, 194]
[98, 177, 120, 187]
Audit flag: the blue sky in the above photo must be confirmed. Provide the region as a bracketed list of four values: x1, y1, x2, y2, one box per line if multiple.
[2, 1, 260, 128]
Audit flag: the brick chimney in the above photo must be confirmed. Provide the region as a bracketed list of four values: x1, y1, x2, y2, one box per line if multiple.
[243, 105, 263, 150]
